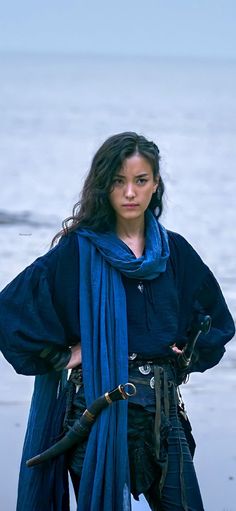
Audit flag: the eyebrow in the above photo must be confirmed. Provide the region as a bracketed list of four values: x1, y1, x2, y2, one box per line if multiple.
[115, 172, 150, 178]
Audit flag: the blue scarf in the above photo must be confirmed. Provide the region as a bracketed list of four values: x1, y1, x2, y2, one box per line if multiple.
[17, 371, 70, 511]
[17, 211, 169, 511]
[77, 210, 169, 511]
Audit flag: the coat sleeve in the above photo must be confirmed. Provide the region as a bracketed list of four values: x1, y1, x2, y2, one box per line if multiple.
[169, 231, 235, 373]
[0, 233, 80, 375]
[189, 268, 235, 373]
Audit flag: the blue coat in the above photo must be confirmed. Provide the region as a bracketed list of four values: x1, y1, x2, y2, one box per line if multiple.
[0, 230, 235, 510]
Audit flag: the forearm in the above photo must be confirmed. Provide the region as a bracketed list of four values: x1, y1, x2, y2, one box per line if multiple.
[40, 343, 82, 371]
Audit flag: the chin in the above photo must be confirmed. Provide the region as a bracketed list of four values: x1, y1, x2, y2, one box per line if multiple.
[117, 210, 144, 221]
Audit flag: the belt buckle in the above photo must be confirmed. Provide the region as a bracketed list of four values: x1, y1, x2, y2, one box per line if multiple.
[129, 353, 137, 361]
[150, 376, 155, 389]
[138, 364, 151, 375]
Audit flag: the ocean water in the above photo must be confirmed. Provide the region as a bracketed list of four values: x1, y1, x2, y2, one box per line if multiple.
[0, 52, 236, 510]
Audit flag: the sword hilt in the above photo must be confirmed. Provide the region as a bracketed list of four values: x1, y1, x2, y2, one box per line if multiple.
[178, 314, 211, 369]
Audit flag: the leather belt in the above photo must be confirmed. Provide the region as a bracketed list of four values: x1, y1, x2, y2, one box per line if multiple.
[128, 374, 155, 389]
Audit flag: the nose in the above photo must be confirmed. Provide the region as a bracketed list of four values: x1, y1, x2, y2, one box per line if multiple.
[125, 183, 136, 199]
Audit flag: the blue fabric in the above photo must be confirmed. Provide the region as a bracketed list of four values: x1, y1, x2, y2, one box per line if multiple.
[17, 371, 69, 511]
[0, 221, 234, 511]
[76, 211, 169, 511]
[79, 209, 170, 280]
[1, 227, 233, 376]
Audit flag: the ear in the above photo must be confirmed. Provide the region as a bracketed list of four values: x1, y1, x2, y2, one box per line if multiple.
[153, 176, 159, 193]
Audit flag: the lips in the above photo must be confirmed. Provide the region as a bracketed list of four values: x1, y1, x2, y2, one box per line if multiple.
[122, 204, 139, 207]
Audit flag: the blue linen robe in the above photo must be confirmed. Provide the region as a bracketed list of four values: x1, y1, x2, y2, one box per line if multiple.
[0, 230, 235, 510]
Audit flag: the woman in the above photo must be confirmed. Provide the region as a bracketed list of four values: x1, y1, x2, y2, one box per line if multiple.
[0, 132, 234, 511]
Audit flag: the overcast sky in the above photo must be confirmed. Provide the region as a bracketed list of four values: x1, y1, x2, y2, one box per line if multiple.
[0, 0, 235, 59]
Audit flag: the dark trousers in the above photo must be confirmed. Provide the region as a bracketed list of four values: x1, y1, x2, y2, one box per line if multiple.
[156, 417, 203, 511]
[69, 406, 204, 511]
[67, 363, 204, 511]
[126, 361, 204, 511]
[135, 406, 204, 511]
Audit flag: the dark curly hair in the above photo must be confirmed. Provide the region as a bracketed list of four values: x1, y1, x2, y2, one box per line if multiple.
[52, 131, 164, 245]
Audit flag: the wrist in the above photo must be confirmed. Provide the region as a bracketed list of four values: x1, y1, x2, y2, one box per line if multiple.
[40, 346, 72, 371]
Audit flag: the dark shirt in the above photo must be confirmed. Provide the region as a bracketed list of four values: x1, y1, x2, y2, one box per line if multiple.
[0, 230, 234, 375]
[123, 266, 179, 358]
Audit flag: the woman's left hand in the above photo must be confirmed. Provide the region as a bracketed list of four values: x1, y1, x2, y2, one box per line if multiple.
[171, 343, 183, 355]
[65, 343, 82, 369]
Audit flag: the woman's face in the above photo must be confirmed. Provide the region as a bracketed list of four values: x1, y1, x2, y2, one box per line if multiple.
[109, 153, 158, 224]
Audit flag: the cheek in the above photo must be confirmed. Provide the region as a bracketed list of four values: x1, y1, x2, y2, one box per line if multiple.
[109, 190, 119, 209]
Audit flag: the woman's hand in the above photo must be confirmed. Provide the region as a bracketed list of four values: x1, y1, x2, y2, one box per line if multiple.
[65, 343, 82, 369]
[170, 343, 183, 355]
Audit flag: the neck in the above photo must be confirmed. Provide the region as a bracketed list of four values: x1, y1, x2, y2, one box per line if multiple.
[115, 216, 145, 240]
[115, 217, 145, 258]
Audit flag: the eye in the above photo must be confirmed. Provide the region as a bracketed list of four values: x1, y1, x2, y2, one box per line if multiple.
[112, 177, 124, 187]
[136, 178, 148, 185]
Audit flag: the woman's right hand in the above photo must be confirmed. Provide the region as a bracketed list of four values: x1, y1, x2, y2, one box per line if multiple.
[66, 343, 82, 369]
